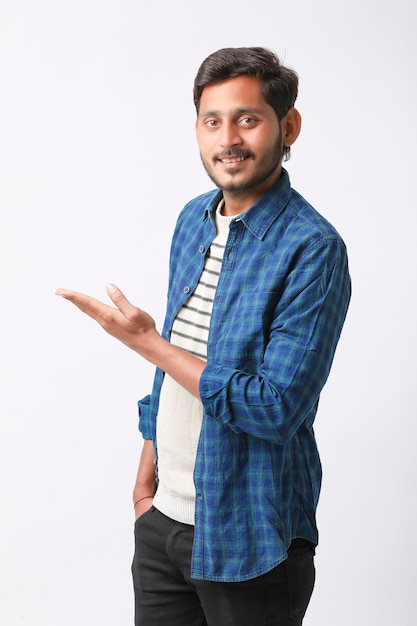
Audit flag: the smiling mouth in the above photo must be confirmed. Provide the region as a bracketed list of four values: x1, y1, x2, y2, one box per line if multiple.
[220, 156, 247, 164]
[218, 153, 252, 165]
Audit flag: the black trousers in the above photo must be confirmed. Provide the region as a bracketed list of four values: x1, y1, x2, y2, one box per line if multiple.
[132, 507, 315, 626]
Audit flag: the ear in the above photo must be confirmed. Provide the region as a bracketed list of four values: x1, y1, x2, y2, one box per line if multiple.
[281, 107, 302, 148]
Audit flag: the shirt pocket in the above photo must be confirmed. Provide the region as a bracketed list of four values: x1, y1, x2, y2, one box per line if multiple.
[217, 292, 280, 362]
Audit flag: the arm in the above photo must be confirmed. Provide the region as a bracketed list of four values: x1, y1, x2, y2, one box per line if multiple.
[56, 235, 350, 446]
[200, 236, 351, 444]
[132, 439, 157, 519]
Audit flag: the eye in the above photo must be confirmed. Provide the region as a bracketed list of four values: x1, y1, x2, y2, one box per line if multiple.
[204, 119, 219, 128]
[237, 116, 257, 127]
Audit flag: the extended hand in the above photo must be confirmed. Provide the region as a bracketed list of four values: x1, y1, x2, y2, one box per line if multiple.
[56, 283, 205, 397]
[55, 283, 158, 353]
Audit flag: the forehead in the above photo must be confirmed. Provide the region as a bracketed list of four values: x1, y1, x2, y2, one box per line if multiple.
[198, 75, 270, 116]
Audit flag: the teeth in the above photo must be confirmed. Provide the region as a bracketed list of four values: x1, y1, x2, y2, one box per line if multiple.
[221, 156, 246, 163]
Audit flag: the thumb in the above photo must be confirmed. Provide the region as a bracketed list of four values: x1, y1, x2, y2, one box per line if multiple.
[106, 282, 123, 302]
[106, 283, 138, 319]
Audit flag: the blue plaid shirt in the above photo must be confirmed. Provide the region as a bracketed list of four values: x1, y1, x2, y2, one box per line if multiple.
[138, 170, 351, 582]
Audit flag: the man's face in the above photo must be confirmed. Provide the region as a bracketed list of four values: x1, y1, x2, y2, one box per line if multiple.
[196, 75, 283, 211]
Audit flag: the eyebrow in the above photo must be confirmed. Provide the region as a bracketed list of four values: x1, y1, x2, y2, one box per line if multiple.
[198, 107, 264, 119]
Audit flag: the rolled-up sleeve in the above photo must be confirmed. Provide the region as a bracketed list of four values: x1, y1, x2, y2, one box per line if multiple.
[137, 394, 152, 439]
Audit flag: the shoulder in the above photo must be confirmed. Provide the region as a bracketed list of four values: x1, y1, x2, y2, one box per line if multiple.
[287, 188, 344, 243]
[264, 185, 350, 281]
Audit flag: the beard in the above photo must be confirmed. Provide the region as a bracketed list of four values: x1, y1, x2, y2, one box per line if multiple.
[200, 133, 284, 196]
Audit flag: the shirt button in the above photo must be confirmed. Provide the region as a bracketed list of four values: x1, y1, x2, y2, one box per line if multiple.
[183, 286, 190, 294]
[199, 245, 205, 253]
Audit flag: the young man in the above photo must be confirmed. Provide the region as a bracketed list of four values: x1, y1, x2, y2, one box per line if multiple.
[56, 47, 351, 625]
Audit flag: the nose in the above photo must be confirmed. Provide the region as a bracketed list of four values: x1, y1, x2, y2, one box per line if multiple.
[219, 121, 243, 148]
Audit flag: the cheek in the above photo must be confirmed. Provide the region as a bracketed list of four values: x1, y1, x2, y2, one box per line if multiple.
[253, 126, 279, 149]
[198, 138, 216, 163]
[196, 132, 210, 153]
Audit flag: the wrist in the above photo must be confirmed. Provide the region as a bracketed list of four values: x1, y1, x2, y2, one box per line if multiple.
[134, 495, 154, 508]
[131, 328, 165, 363]
[133, 481, 156, 506]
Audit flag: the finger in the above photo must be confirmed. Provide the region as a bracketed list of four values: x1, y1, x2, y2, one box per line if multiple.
[106, 283, 139, 320]
[55, 288, 89, 305]
[55, 288, 109, 320]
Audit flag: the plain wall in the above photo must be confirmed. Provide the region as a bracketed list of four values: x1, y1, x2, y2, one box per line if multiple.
[1, 1, 416, 624]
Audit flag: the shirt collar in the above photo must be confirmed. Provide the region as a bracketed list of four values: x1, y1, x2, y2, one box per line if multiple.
[203, 169, 292, 240]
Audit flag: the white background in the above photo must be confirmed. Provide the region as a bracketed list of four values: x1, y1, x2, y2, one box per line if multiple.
[1, 1, 416, 624]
